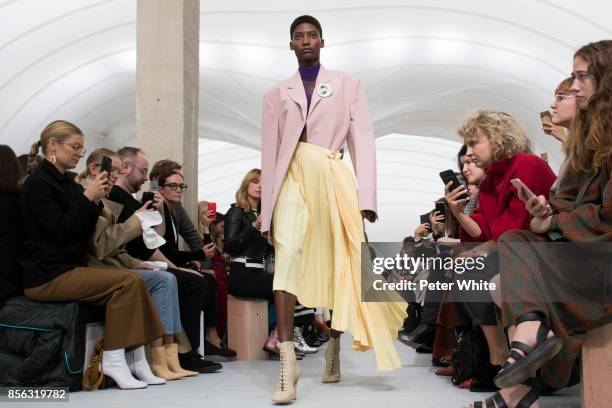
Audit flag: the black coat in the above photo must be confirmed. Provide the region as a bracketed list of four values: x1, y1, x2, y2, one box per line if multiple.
[19, 160, 101, 289]
[224, 206, 267, 259]
[158, 202, 206, 267]
[0, 192, 24, 307]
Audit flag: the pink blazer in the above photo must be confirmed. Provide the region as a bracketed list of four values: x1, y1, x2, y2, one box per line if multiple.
[260, 65, 377, 235]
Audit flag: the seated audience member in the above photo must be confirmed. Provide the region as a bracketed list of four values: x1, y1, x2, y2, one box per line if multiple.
[149, 160, 205, 252]
[399, 208, 448, 350]
[156, 169, 236, 359]
[475, 39, 612, 408]
[80, 148, 196, 381]
[0, 145, 24, 309]
[108, 147, 225, 371]
[198, 202, 230, 340]
[19, 121, 164, 390]
[225, 169, 316, 357]
[445, 111, 557, 391]
[542, 77, 578, 144]
[457, 144, 486, 215]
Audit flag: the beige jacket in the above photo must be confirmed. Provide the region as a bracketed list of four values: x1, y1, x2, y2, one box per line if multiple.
[80, 179, 143, 269]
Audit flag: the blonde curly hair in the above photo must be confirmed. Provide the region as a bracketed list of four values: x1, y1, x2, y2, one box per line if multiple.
[457, 110, 531, 161]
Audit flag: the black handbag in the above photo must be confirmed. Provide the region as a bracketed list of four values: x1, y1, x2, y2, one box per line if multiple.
[451, 326, 491, 386]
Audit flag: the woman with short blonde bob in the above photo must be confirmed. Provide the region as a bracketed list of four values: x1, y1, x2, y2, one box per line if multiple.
[446, 110, 556, 243]
[20, 120, 164, 389]
[445, 110, 557, 392]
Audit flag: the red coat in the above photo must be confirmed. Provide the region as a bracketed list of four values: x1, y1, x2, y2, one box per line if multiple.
[460, 153, 557, 242]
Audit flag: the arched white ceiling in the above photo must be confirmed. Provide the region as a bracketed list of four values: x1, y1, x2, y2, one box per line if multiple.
[1, 0, 610, 240]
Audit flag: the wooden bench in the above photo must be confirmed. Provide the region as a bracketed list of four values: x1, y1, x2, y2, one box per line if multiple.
[227, 296, 269, 360]
[581, 322, 612, 408]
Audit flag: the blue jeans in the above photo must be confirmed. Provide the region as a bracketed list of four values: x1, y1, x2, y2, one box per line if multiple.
[133, 270, 182, 335]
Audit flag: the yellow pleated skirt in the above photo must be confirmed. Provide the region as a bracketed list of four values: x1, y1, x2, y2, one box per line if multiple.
[272, 142, 407, 371]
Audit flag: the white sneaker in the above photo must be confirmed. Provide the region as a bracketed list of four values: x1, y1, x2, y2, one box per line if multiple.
[293, 327, 318, 354]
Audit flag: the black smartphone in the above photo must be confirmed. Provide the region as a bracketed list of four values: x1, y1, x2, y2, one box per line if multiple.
[420, 214, 430, 225]
[141, 191, 155, 209]
[435, 201, 446, 216]
[100, 155, 112, 175]
[439, 169, 467, 197]
[202, 234, 213, 246]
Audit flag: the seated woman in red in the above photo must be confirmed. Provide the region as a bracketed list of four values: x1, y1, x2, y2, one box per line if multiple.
[445, 110, 557, 392]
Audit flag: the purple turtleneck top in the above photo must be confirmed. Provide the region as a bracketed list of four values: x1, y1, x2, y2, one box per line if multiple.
[298, 63, 320, 112]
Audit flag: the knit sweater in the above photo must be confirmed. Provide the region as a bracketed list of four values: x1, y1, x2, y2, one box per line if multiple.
[460, 153, 557, 242]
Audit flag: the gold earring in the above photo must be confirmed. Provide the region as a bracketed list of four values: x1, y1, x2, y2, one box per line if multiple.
[50, 152, 57, 165]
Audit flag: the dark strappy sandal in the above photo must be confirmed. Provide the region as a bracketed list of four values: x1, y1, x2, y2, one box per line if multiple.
[473, 377, 542, 408]
[494, 312, 562, 389]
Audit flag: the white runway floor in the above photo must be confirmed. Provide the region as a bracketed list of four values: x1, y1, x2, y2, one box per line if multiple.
[6, 336, 580, 408]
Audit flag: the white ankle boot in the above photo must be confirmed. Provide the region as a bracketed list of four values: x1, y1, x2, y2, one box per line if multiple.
[127, 346, 166, 385]
[102, 348, 147, 389]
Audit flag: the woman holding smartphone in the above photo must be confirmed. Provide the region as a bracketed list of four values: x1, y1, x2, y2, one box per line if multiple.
[20, 120, 164, 389]
[157, 170, 236, 360]
[445, 111, 557, 392]
[474, 40, 612, 408]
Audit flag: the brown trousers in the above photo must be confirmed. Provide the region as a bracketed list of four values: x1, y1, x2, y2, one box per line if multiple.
[25, 267, 164, 351]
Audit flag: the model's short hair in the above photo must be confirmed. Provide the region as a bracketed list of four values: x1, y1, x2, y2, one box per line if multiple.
[290, 15, 322, 39]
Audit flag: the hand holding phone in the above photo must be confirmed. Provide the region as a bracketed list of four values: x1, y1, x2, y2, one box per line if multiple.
[511, 178, 552, 218]
[439, 170, 467, 198]
[207, 202, 216, 221]
[510, 178, 535, 201]
[141, 191, 155, 209]
[100, 155, 112, 175]
[540, 111, 553, 135]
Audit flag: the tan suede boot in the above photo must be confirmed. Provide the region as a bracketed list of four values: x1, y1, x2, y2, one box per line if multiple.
[164, 343, 199, 377]
[272, 341, 301, 404]
[148, 346, 184, 380]
[321, 336, 341, 383]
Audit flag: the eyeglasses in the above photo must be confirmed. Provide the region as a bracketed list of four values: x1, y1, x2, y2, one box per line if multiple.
[58, 140, 86, 154]
[127, 162, 148, 177]
[162, 183, 188, 191]
[554, 94, 576, 103]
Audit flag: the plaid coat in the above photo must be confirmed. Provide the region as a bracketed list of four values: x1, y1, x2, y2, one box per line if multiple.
[498, 157, 612, 389]
[549, 157, 612, 242]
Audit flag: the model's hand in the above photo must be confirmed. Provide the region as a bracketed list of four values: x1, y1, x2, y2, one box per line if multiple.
[361, 210, 377, 223]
